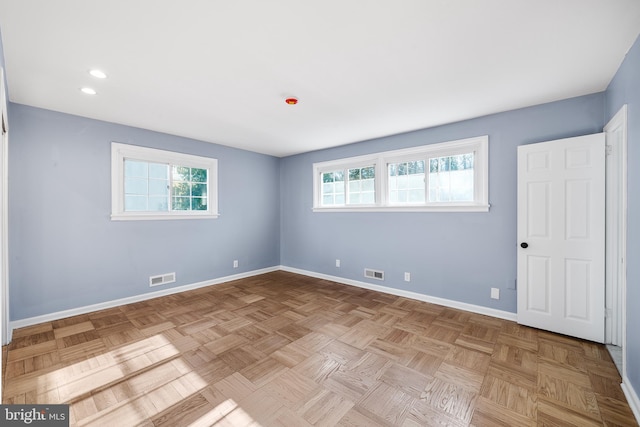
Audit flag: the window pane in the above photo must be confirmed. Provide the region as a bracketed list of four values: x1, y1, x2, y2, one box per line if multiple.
[148, 196, 168, 211]
[169, 166, 210, 211]
[125, 195, 148, 211]
[172, 197, 191, 210]
[408, 174, 423, 188]
[409, 160, 423, 174]
[172, 182, 190, 197]
[149, 163, 168, 179]
[430, 158, 438, 173]
[397, 177, 408, 190]
[191, 168, 207, 183]
[346, 166, 375, 205]
[321, 171, 345, 206]
[124, 177, 148, 195]
[125, 160, 148, 178]
[124, 160, 169, 212]
[149, 179, 169, 196]
[192, 183, 207, 197]
[429, 152, 474, 202]
[192, 197, 207, 210]
[408, 189, 423, 202]
[387, 160, 425, 204]
[361, 192, 375, 204]
[362, 166, 375, 179]
[172, 165, 190, 181]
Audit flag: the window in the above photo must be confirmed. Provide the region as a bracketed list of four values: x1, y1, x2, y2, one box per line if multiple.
[313, 136, 489, 212]
[428, 153, 474, 202]
[347, 166, 376, 205]
[388, 160, 426, 204]
[321, 170, 345, 206]
[112, 143, 218, 220]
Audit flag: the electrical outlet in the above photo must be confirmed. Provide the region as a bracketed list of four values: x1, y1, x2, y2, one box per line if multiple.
[336, 259, 341, 267]
[233, 260, 238, 268]
[404, 272, 411, 282]
[491, 287, 500, 299]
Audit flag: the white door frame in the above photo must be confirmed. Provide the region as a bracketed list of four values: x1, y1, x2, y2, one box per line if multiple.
[2, 108, 7, 346]
[0, 67, 7, 403]
[0, 66, 7, 349]
[604, 105, 627, 369]
[1, 111, 6, 347]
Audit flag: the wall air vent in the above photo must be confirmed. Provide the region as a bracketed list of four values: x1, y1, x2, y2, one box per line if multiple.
[364, 268, 384, 281]
[149, 272, 176, 287]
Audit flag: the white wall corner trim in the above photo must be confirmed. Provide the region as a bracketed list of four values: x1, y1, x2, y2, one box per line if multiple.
[8, 266, 280, 333]
[280, 266, 517, 322]
[622, 378, 640, 424]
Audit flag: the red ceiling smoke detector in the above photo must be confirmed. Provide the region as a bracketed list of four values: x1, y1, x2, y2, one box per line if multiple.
[285, 97, 298, 105]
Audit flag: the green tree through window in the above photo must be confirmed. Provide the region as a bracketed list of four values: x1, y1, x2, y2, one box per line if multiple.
[172, 166, 208, 211]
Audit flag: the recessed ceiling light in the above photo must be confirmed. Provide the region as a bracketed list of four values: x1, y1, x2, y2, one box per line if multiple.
[81, 87, 97, 95]
[89, 69, 107, 79]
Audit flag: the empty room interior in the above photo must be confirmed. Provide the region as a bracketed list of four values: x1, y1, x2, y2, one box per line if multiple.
[1, 1, 640, 426]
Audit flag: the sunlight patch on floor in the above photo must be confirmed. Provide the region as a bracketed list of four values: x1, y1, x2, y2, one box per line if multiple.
[187, 398, 261, 427]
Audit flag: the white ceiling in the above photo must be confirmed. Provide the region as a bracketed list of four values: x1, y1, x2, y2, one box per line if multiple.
[1, 1, 639, 157]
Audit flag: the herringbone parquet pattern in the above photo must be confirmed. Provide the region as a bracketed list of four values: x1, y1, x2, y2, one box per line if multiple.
[2, 271, 637, 426]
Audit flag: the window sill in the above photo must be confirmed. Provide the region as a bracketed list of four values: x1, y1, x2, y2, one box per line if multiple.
[312, 204, 490, 213]
[111, 212, 220, 221]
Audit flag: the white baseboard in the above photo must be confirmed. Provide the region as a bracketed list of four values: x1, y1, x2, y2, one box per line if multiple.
[9, 266, 280, 334]
[280, 266, 517, 322]
[622, 377, 640, 424]
[8, 265, 517, 340]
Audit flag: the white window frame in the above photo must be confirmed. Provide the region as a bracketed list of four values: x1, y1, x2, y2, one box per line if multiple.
[313, 136, 489, 212]
[111, 142, 219, 220]
[320, 159, 379, 208]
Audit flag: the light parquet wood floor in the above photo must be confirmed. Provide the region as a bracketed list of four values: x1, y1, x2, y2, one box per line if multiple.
[2, 271, 637, 426]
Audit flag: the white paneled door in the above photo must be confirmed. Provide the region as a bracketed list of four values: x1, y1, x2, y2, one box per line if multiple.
[517, 133, 605, 343]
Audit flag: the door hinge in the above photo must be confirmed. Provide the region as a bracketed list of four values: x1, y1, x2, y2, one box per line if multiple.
[606, 145, 613, 156]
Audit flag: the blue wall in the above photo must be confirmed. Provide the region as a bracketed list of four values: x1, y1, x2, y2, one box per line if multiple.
[606, 34, 640, 403]
[8, 104, 280, 320]
[280, 94, 605, 313]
